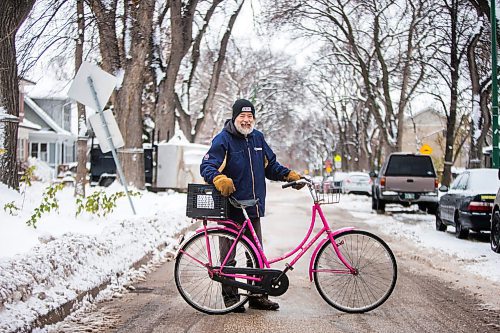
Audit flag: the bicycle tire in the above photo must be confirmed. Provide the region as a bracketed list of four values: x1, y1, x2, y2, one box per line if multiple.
[313, 230, 397, 313]
[174, 229, 259, 314]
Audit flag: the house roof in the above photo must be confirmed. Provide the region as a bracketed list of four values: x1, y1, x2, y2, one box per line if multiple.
[19, 118, 42, 130]
[407, 107, 443, 120]
[26, 78, 70, 100]
[0, 113, 19, 123]
[24, 96, 73, 137]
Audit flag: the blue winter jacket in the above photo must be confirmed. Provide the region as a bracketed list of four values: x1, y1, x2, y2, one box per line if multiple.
[200, 119, 290, 222]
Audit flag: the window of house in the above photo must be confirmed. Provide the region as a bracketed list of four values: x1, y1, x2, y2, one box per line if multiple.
[63, 103, 71, 131]
[17, 139, 25, 161]
[64, 144, 74, 163]
[49, 143, 56, 165]
[40, 143, 48, 161]
[30, 142, 39, 158]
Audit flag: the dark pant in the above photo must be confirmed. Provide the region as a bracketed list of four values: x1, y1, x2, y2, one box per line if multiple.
[219, 217, 262, 301]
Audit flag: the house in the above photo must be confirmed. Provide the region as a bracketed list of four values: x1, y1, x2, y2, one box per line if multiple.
[401, 107, 468, 173]
[17, 79, 77, 172]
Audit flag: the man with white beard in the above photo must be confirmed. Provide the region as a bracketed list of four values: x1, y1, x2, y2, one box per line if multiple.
[200, 98, 303, 313]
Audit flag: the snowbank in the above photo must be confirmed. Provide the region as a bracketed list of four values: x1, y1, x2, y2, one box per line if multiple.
[0, 182, 190, 332]
[337, 194, 500, 283]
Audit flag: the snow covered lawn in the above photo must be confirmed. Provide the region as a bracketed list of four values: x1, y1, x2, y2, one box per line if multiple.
[0, 182, 190, 332]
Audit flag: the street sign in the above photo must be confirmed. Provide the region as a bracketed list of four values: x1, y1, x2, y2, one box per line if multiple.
[334, 154, 342, 169]
[88, 110, 124, 153]
[420, 144, 433, 155]
[67, 62, 116, 112]
[67, 62, 136, 215]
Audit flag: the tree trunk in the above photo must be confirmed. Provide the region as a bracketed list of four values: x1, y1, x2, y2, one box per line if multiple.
[442, 0, 459, 186]
[89, 0, 155, 189]
[88, 0, 120, 75]
[155, 0, 198, 142]
[75, 0, 87, 197]
[114, 0, 155, 190]
[0, 0, 36, 189]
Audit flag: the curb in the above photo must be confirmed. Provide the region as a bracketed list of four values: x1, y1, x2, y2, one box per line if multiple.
[28, 221, 199, 332]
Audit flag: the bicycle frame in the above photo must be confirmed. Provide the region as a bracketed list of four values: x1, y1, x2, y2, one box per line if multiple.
[195, 201, 357, 284]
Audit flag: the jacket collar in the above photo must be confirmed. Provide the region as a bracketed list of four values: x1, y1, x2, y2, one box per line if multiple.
[223, 119, 254, 139]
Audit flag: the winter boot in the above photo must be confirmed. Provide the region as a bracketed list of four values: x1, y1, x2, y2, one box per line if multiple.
[248, 295, 279, 310]
[223, 296, 246, 313]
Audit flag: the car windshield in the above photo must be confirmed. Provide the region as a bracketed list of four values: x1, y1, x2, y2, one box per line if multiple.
[385, 155, 436, 177]
[349, 174, 369, 182]
[333, 172, 349, 181]
[468, 170, 500, 192]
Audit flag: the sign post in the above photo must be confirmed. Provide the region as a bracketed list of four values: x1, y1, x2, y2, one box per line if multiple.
[68, 62, 136, 214]
[87, 77, 136, 214]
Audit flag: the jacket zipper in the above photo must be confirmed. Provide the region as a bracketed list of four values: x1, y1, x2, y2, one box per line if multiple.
[246, 137, 259, 217]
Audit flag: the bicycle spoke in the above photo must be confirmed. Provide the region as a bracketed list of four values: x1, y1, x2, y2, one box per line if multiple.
[175, 230, 258, 314]
[314, 230, 397, 313]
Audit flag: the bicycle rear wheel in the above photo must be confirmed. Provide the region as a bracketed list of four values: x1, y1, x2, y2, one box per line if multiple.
[313, 230, 397, 313]
[174, 230, 258, 314]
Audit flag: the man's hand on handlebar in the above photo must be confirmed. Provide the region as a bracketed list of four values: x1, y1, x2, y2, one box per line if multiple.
[284, 171, 306, 190]
[282, 177, 310, 190]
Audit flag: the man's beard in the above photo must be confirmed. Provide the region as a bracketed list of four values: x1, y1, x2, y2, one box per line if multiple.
[235, 121, 254, 136]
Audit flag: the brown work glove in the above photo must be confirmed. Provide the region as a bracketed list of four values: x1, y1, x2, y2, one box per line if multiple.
[213, 174, 236, 196]
[285, 170, 305, 190]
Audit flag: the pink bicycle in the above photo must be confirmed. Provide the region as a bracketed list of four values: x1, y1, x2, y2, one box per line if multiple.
[174, 178, 397, 314]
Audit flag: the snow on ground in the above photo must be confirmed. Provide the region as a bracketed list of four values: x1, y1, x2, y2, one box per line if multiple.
[0, 181, 190, 332]
[336, 194, 500, 283]
[1, 181, 500, 331]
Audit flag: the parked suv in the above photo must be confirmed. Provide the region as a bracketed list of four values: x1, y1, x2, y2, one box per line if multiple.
[371, 153, 439, 214]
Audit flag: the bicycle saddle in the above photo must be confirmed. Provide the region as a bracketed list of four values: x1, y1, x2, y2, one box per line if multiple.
[228, 197, 259, 209]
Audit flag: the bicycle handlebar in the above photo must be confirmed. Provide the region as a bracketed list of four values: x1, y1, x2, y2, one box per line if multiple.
[282, 178, 311, 189]
[282, 181, 296, 189]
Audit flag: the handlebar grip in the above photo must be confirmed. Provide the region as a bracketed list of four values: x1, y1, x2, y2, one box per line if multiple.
[282, 181, 297, 189]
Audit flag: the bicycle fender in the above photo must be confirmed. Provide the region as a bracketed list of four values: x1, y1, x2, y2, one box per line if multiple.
[308, 227, 355, 281]
[190, 226, 264, 268]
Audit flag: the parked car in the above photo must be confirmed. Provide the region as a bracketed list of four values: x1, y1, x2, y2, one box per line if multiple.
[490, 169, 500, 253]
[326, 172, 349, 193]
[436, 168, 500, 239]
[371, 153, 439, 214]
[342, 172, 372, 196]
[311, 176, 324, 193]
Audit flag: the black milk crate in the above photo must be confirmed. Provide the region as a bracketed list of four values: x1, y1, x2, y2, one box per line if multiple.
[186, 184, 228, 219]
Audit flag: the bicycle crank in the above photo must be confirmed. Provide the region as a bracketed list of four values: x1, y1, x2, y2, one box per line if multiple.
[263, 274, 289, 296]
[211, 267, 289, 296]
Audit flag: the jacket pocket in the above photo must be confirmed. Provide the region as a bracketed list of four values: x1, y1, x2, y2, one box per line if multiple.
[227, 150, 245, 175]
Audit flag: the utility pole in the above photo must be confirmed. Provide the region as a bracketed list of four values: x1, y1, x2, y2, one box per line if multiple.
[491, 0, 499, 168]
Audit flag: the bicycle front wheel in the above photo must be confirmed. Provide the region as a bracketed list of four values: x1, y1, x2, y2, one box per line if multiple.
[174, 230, 259, 314]
[313, 230, 397, 313]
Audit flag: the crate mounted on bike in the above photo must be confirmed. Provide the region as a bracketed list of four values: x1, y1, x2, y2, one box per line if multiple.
[186, 184, 229, 219]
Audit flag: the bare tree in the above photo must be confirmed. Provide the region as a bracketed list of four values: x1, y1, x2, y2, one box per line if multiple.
[0, 0, 36, 189]
[215, 44, 318, 169]
[467, 10, 491, 168]
[75, 0, 87, 196]
[88, 0, 155, 189]
[174, 0, 245, 141]
[263, 0, 434, 159]
[425, 0, 478, 185]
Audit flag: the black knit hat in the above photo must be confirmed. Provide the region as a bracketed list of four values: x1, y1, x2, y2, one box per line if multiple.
[232, 99, 255, 121]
